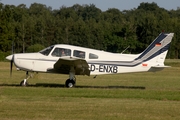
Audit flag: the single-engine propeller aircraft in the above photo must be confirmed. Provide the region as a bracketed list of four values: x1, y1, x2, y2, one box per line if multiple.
[6, 32, 174, 87]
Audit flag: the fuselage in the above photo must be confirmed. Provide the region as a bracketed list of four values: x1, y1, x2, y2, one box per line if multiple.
[8, 44, 155, 75]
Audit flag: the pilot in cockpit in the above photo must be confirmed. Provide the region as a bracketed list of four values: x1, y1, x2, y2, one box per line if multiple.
[61, 49, 66, 57]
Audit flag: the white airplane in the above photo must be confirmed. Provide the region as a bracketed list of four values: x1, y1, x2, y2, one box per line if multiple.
[6, 32, 174, 87]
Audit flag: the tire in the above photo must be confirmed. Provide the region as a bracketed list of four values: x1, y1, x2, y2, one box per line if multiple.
[20, 80, 29, 86]
[65, 79, 75, 88]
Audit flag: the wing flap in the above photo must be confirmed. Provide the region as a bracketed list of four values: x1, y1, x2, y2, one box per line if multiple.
[53, 57, 90, 76]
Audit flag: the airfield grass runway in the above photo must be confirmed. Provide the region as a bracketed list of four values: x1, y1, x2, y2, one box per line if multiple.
[0, 60, 180, 120]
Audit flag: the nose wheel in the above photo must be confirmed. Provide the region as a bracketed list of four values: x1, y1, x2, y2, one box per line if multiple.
[20, 79, 29, 86]
[19, 71, 36, 86]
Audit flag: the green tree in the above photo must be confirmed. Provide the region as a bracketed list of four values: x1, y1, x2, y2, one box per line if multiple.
[1, 2, 180, 59]
[0, 4, 15, 52]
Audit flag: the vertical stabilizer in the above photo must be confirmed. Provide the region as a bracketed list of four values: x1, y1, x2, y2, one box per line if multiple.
[135, 33, 174, 66]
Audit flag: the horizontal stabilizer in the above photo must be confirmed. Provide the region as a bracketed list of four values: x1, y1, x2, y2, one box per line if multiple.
[151, 65, 171, 68]
[149, 65, 171, 72]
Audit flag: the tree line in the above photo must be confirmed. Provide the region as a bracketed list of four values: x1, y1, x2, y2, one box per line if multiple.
[0, 2, 180, 60]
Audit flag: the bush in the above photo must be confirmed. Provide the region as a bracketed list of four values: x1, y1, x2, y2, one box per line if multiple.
[26, 44, 45, 53]
[0, 51, 11, 61]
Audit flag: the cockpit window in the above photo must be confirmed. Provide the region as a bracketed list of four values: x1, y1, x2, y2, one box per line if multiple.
[89, 53, 98, 59]
[39, 45, 54, 56]
[52, 48, 71, 57]
[73, 50, 85, 58]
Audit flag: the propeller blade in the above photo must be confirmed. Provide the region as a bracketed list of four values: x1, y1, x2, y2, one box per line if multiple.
[10, 59, 13, 76]
[10, 41, 14, 76]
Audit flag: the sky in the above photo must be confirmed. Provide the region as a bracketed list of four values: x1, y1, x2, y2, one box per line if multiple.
[1, 0, 180, 11]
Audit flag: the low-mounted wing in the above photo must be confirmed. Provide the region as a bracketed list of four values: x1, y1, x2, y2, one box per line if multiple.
[52, 57, 90, 76]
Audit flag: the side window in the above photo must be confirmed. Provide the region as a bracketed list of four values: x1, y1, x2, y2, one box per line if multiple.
[73, 50, 85, 58]
[51, 48, 71, 57]
[89, 53, 98, 59]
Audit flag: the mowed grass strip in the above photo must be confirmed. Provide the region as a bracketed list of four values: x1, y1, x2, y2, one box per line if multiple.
[0, 61, 180, 120]
[1, 87, 180, 120]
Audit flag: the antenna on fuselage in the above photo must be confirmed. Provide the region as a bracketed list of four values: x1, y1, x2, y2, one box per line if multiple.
[121, 45, 130, 54]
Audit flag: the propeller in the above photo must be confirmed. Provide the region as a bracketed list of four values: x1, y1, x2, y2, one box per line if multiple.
[6, 54, 14, 77]
[5, 42, 14, 77]
[10, 56, 14, 76]
[10, 41, 14, 77]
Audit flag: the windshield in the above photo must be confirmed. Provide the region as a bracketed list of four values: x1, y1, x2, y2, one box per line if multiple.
[39, 45, 54, 56]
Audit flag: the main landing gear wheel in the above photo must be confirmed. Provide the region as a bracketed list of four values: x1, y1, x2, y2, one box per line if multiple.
[20, 79, 29, 86]
[65, 79, 76, 88]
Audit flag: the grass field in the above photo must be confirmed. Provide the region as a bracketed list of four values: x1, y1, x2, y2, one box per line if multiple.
[0, 60, 180, 120]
